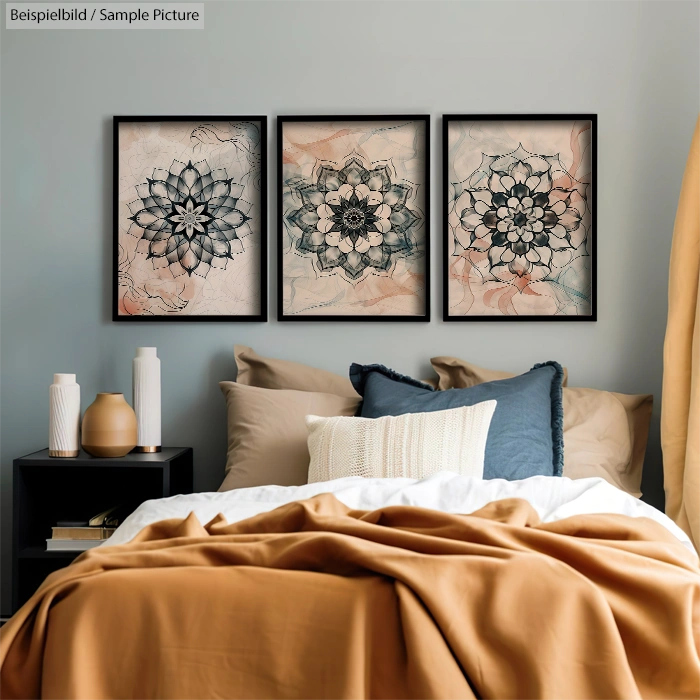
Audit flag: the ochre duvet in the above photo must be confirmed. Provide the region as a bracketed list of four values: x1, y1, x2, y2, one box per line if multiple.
[2, 494, 699, 699]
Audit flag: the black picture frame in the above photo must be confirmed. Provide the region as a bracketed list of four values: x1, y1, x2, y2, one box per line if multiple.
[113, 115, 268, 322]
[443, 114, 597, 322]
[277, 115, 431, 322]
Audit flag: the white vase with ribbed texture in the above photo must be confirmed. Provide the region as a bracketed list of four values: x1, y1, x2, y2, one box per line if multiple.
[133, 347, 161, 453]
[49, 374, 80, 457]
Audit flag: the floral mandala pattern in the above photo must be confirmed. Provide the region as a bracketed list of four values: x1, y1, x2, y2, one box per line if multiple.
[449, 144, 589, 282]
[286, 154, 422, 282]
[127, 159, 252, 277]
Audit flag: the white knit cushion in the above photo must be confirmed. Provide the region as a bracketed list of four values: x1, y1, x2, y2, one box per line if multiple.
[306, 401, 497, 483]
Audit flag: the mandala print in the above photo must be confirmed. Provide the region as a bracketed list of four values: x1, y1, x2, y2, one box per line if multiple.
[449, 145, 589, 281]
[286, 155, 422, 281]
[127, 159, 252, 277]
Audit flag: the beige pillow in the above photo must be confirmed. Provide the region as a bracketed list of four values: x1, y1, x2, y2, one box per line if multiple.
[430, 357, 652, 497]
[306, 401, 497, 484]
[234, 345, 360, 399]
[234, 345, 440, 393]
[431, 355, 569, 388]
[561, 388, 652, 497]
[218, 381, 359, 491]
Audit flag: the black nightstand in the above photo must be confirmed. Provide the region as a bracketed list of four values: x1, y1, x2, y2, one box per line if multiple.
[12, 447, 193, 612]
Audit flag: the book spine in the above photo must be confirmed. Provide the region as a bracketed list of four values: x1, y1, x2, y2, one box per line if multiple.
[51, 527, 115, 540]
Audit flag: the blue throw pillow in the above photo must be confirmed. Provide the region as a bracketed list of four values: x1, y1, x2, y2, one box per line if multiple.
[349, 362, 564, 480]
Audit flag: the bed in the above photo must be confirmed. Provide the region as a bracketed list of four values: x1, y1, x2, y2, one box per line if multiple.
[2, 473, 699, 699]
[2, 350, 699, 699]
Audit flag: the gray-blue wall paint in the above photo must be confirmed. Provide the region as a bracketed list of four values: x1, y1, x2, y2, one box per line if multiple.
[1, 0, 698, 612]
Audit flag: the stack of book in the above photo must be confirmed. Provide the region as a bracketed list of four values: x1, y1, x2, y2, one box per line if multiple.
[47, 526, 116, 551]
[46, 506, 120, 551]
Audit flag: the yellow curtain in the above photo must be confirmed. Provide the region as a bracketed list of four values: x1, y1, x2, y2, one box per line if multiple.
[662, 117, 700, 550]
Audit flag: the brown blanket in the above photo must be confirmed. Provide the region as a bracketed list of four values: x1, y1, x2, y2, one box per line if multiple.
[2, 495, 699, 699]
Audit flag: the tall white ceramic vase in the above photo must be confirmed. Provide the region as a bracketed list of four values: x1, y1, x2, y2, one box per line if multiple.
[49, 374, 81, 457]
[133, 347, 161, 453]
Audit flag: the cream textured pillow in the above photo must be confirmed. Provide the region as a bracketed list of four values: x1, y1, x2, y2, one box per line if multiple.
[306, 401, 497, 484]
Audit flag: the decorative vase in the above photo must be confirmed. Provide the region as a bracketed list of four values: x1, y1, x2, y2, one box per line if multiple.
[81, 393, 137, 458]
[132, 347, 161, 453]
[49, 374, 81, 457]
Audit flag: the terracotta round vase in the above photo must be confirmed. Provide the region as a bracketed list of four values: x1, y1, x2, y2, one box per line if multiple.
[81, 393, 137, 457]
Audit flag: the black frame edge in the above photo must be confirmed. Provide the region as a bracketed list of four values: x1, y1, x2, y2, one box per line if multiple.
[112, 115, 268, 323]
[442, 113, 597, 322]
[277, 114, 431, 322]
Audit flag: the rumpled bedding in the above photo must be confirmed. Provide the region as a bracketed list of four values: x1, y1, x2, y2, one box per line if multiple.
[2, 490, 699, 699]
[105, 472, 695, 551]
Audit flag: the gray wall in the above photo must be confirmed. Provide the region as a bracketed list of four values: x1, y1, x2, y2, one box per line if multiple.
[1, 0, 698, 612]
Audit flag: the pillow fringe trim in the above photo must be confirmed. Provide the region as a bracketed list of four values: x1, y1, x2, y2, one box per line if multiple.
[531, 361, 565, 477]
[349, 363, 436, 394]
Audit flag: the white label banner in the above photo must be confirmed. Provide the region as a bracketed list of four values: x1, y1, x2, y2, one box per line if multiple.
[6, 3, 204, 28]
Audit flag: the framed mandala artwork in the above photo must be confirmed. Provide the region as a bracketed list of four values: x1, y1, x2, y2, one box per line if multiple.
[113, 116, 267, 321]
[278, 115, 430, 321]
[444, 115, 596, 321]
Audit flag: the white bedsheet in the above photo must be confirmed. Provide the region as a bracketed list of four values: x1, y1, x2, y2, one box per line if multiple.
[105, 472, 696, 555]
